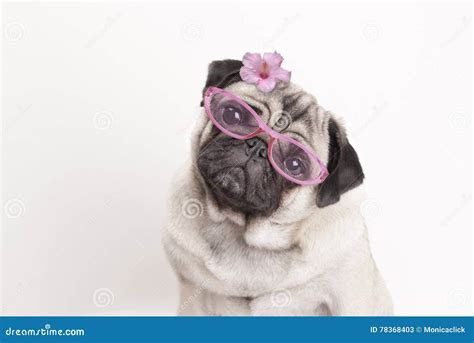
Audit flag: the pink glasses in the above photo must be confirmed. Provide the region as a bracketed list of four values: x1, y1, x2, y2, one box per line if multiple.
[204, 87, 329, 186]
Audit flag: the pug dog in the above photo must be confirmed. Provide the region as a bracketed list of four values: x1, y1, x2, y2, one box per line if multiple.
[162, 58, 393, 316]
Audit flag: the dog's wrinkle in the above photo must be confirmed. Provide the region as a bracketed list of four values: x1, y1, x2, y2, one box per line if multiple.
[290, 103, 314, 123]
[221, 138, 245, 147]
[200, 149, 228, 161]
[243, 160, 275, 204]
[197, 131, 243, 160]
[208, 181, 246, 208]
[281, 93, 317, 141]
[247, 176, 280, 214]
[199, 146, 250, 173]
[197, 137, 224, 161]
[209, 165, 245, 184]
[252, 185, 267, 205]
[198, 138, 246, 164]
[303, 115, 314, 137]
[214, 167, 245, 197]
[245, 159, 265, 179]
[201, 155, 240, 170]
[241, 94, 271, 117]
[282, 91, 304, 112]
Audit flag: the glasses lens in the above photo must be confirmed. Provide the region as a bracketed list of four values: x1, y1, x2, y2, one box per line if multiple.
[209, 92, 259, 137]
[271, 139, 322, 182]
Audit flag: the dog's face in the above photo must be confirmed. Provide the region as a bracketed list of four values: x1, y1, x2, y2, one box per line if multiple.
[197, 132, 286, 216]
[194, 59, 364, 219]
[197, 82, 323, 216]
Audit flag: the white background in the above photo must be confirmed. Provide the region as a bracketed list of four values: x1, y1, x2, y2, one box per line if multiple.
[1, 1, 472, 316]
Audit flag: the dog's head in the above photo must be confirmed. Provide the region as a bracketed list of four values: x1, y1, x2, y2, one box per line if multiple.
[194, 59, 364, 221]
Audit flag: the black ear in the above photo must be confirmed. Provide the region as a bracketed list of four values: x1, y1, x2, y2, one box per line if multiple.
[316, 118, 364, 208]
[200, 59, 243, 106]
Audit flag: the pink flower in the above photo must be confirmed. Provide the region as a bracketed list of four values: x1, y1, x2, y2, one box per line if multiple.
[239, 52, 291, 93]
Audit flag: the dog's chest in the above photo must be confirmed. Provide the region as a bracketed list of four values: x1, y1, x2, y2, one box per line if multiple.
[196, 221, 316, 295]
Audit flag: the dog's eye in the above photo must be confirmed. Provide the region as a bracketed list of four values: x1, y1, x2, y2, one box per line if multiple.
[284, 157, 305, 176]
[222, 105, 243, 125]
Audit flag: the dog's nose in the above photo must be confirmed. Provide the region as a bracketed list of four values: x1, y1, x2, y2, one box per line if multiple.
[245, 137, 267, 159]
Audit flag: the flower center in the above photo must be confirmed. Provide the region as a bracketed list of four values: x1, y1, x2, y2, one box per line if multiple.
[259, 61, 269, 79]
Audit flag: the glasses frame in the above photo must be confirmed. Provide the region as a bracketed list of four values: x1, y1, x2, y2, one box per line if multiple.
[203, 87, 329, 186]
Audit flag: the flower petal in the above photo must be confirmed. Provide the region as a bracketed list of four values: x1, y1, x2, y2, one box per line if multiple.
[242, 52, 262, 69]
[263, 52, 283, 68]
[240, 51, 291, 92]
[273, 68, 291, 82]
[240, 66, 260, 84]
[257, 77, 277, 93]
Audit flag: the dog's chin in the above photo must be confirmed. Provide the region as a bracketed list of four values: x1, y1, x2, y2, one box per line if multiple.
[197, 137, 283, 216]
